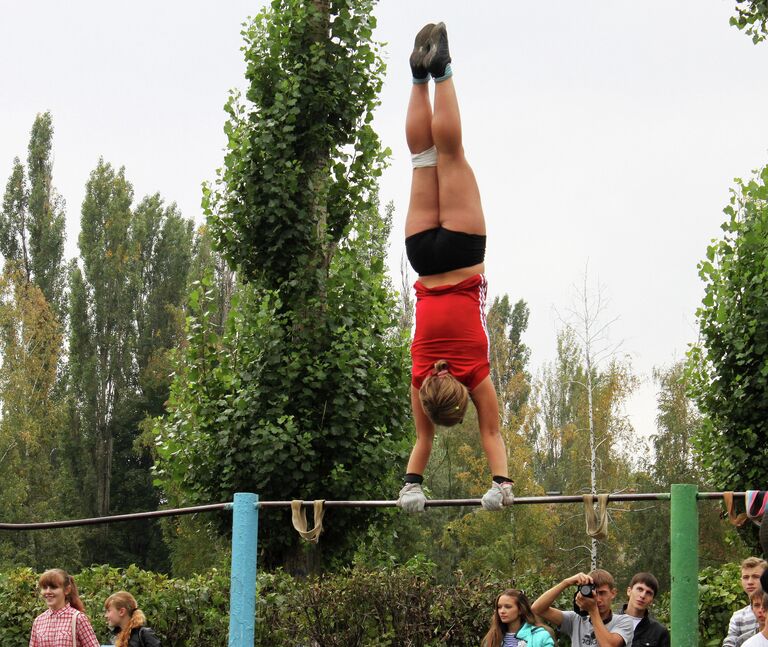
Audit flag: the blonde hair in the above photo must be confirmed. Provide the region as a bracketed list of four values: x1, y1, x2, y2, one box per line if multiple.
[418, 360, 469, 426]
[742, 557, 768, 571]
[105, 591, 146, 647]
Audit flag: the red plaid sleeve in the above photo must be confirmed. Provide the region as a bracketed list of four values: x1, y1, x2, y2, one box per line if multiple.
[75, 613, 101, 647]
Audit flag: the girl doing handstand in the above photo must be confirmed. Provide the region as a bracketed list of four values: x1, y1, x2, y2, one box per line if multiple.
[397, 22, 514, 512]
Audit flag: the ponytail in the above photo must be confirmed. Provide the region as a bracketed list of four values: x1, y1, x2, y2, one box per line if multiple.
[105, 591, 146, 647]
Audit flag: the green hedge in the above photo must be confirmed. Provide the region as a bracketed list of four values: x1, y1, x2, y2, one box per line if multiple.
[0, 564, 230, 646]
[0, 561, 751, 646]
[698, 562, 749, 647]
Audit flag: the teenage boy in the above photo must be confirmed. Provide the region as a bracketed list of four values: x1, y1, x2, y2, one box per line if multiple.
[620, 572, 669, 647]
[532, 569, 634, 647]
[724, 557, 768, 647]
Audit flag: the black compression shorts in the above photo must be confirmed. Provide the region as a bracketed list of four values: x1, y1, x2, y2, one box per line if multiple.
[405, 227, 486, 276]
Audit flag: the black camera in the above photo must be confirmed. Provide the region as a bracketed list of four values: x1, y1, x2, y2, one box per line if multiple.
[573, 583, 595, 617]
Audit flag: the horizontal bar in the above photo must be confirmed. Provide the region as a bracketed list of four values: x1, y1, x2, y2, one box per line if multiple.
[260, 493, 676, 508]
[0, 492, 743, 531]
[0, 503, 231, 530]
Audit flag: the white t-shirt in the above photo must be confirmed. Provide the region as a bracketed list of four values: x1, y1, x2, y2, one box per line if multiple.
[742, 632, 768, 647]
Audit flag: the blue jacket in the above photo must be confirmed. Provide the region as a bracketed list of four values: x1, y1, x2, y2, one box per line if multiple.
[516, 621, 555, 647]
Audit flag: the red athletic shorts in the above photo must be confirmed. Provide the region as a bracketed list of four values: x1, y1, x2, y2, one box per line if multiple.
[411, 274, 490, 391]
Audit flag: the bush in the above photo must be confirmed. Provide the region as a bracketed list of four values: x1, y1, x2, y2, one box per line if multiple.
[0, 565, 231, 646]
[0, 561, 747, 646]
[699, 562, 748, 647]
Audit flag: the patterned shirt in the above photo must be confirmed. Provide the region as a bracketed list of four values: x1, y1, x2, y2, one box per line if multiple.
[724, 605, 758, 647]
[503, 633, 520, 647]
[29, 604, 101, 647]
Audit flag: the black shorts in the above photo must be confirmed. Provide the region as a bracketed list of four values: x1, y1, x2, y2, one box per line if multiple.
[405, 227, 486, 276]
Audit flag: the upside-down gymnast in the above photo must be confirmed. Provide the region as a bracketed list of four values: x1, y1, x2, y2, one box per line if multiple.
[396, 22, 514, 513]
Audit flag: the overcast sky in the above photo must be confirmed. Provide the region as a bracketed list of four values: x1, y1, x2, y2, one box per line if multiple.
[2, 1, 768, 439]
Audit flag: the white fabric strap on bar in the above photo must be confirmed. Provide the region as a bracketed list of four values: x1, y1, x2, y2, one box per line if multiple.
[411, 145, 437, 168]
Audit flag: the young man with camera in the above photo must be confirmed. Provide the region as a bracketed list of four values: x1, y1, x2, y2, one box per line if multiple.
[532, 570, 634, 647]
[619, 572, 669, 647]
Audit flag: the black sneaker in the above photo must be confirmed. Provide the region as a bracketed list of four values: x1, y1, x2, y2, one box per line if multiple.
[410, 22, 435, 83]
[424, 22, 452, 80]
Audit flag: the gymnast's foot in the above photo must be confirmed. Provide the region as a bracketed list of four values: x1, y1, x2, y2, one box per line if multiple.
[410, 23, 435, 84]
[424, 22, 452, 82]
[481, 481, 514, 511]
[397, 482, 427, 513]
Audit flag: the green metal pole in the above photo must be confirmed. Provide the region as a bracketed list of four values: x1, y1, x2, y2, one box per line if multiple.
[670, 484, 698, 647]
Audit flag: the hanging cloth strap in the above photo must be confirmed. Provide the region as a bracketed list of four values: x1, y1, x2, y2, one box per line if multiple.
[71, 609, 81, 647]
[746, 491, 768, 524]
[722, 491, 749, 527]
[291, 500, 326, 543]
[583, 494, 609, 541]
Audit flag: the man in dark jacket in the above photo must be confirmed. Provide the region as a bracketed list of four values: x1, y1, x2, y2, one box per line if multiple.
[619, 572, 670, 647]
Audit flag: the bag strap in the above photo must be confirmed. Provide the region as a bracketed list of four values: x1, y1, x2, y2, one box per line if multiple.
[71, 610, 81, 647]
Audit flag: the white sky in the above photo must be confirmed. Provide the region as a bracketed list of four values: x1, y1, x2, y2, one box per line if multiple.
[2, 1, 768, 439]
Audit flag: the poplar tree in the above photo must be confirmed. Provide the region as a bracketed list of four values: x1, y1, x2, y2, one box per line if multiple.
[0, 112, 66, 317]
[0, 268, 80, 568]
[69, 160, 193, 565]
[153, 0, 411, 569]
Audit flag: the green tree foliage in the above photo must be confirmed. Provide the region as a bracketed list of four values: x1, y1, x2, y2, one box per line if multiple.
[687, 165, 768, 491]
[185, 224, 235, 336]
[152, 0, 410, 570]
[69, 159, 194, 567]
[488, 296, 531, 427]
[0, 268, 82, 569]
[0, 112, 67, 317]
[154, 200, 410, 569]
[731, 0, 768, 43]
[529, 328, 637, 573]
[70, 159, 136, 520]
[207, 0, 387, 295]
[624, 362, 744, 591]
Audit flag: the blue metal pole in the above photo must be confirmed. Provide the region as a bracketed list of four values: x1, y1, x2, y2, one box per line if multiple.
[228, 492, 259, 647]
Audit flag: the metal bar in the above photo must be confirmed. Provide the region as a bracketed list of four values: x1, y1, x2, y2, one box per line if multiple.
[670, 484, 699, 647]
[260, 492, 676, 508]
[0, 503, 231, 530]
[228, 493, 259, 647]
[0, 491, 743, 530]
